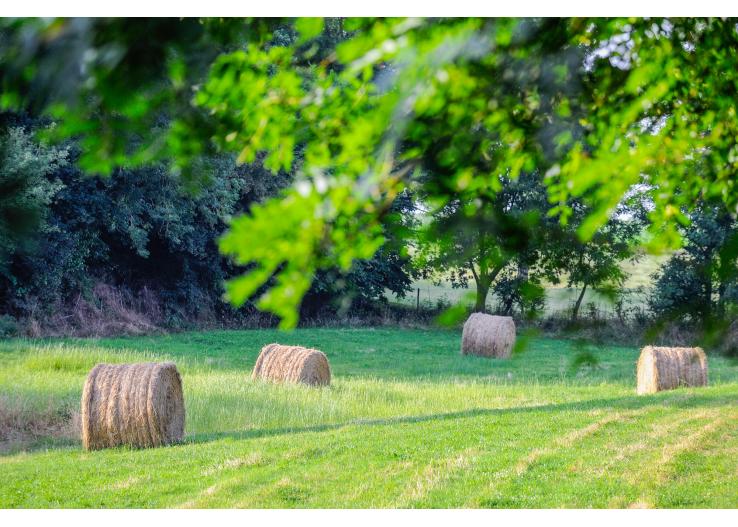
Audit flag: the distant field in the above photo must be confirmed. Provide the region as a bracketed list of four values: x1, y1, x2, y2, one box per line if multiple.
[2, 328, 737, 508]
[395, 253, 669, 316]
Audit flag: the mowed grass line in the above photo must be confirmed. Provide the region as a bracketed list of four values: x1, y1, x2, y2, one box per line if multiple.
[1, 328, 737, 508]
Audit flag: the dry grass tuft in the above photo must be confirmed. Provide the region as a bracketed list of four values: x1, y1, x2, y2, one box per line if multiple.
[202, 452, 265, 476]
[636, 346, 708, 394]
[252, 344, 331, 386]
[0, 396, 80, 452]
[461, 313, 516, 358]
[399, 447, 477, 506]
[81, 362, 185, 450]
[26, 283, 162, 338]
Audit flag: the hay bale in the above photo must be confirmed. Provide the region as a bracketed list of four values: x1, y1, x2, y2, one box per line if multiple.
[636, 346, 708, 394]
[81, 362, 185, 450]
[461, 313, 516, 359]
[252, 344, 331, 386]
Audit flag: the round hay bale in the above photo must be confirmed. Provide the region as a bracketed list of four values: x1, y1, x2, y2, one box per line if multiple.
[81, 362, 185, 450]
[461, 313, 516, 359]
[636, 346, 708, 395]
[252, 344, 331, 386]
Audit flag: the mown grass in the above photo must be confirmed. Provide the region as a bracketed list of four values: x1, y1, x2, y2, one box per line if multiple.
[1, 328, 737, 508]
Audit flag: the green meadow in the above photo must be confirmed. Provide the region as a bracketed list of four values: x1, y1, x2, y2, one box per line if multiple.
[1, 328, 737, 508]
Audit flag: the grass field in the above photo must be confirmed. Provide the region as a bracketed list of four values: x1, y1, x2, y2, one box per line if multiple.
[401, 281, 648, 316]
[2, 328, 738, 508]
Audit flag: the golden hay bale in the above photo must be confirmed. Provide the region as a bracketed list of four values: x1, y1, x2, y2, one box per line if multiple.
[252, 344, 331, 386]
[81, 362, 185, 450]
[461, 313, 516, 359]
[636, 346, 708, 395]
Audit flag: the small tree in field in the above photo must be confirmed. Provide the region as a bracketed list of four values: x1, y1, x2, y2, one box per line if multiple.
[549, 196, 646, 321]
[416, 171, 557, 314]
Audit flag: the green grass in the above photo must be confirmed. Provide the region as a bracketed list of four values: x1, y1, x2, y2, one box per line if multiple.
[1, 328, 737, 508]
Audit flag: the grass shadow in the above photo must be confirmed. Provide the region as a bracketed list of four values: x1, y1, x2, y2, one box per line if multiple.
[187, 389, 736, 445]
[0, 436, 80, 456]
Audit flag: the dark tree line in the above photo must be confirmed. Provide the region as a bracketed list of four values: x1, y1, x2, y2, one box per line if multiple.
[2, 111, 736, 336]
[0, 114, 415, 334]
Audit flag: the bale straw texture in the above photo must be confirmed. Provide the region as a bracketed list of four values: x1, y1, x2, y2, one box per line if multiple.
[636, 346, 708, 395]
[81, 362, 185, 450]
[461, 313, 516, 359]
[252, 344, 331, 386]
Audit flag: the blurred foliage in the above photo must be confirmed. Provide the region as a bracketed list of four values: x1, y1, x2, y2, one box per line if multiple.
[307, 190, 416, 317]
[548, 19, 738, 248]
[2, 18, 738, 327]
[569, 348, 601, 372]
[0, 18, 280, 184]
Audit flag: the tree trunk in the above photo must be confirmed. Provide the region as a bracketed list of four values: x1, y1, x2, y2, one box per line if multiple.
[470, 260, 504, 314]
[717, 280, 726, 319]
[517, 262, 529, 281]
[572, 282, 588, 321]
[704, 262, 713, 323]
[474, 279, 491, 313]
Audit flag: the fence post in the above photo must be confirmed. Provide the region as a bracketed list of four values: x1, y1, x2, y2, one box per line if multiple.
[416, 288, 420, 312]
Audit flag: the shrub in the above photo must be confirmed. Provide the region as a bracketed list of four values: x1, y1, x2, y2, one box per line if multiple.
[0, 314, 18, 337]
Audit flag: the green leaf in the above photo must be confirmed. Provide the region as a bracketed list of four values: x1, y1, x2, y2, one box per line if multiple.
[296, 18, 324, 43]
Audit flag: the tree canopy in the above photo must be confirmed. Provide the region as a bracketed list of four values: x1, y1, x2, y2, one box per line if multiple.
[2, 17, 737, 327]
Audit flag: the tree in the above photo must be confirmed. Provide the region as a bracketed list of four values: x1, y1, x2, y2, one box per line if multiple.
[492, 266, 546, 319]
[649, 204, 738, 325]
[416, 171, 555, 314]
[0, 150, 274, 321]
[3, 18, 738, 327]
[550, 195, 647, 321]
[0, 123, 66, 269]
